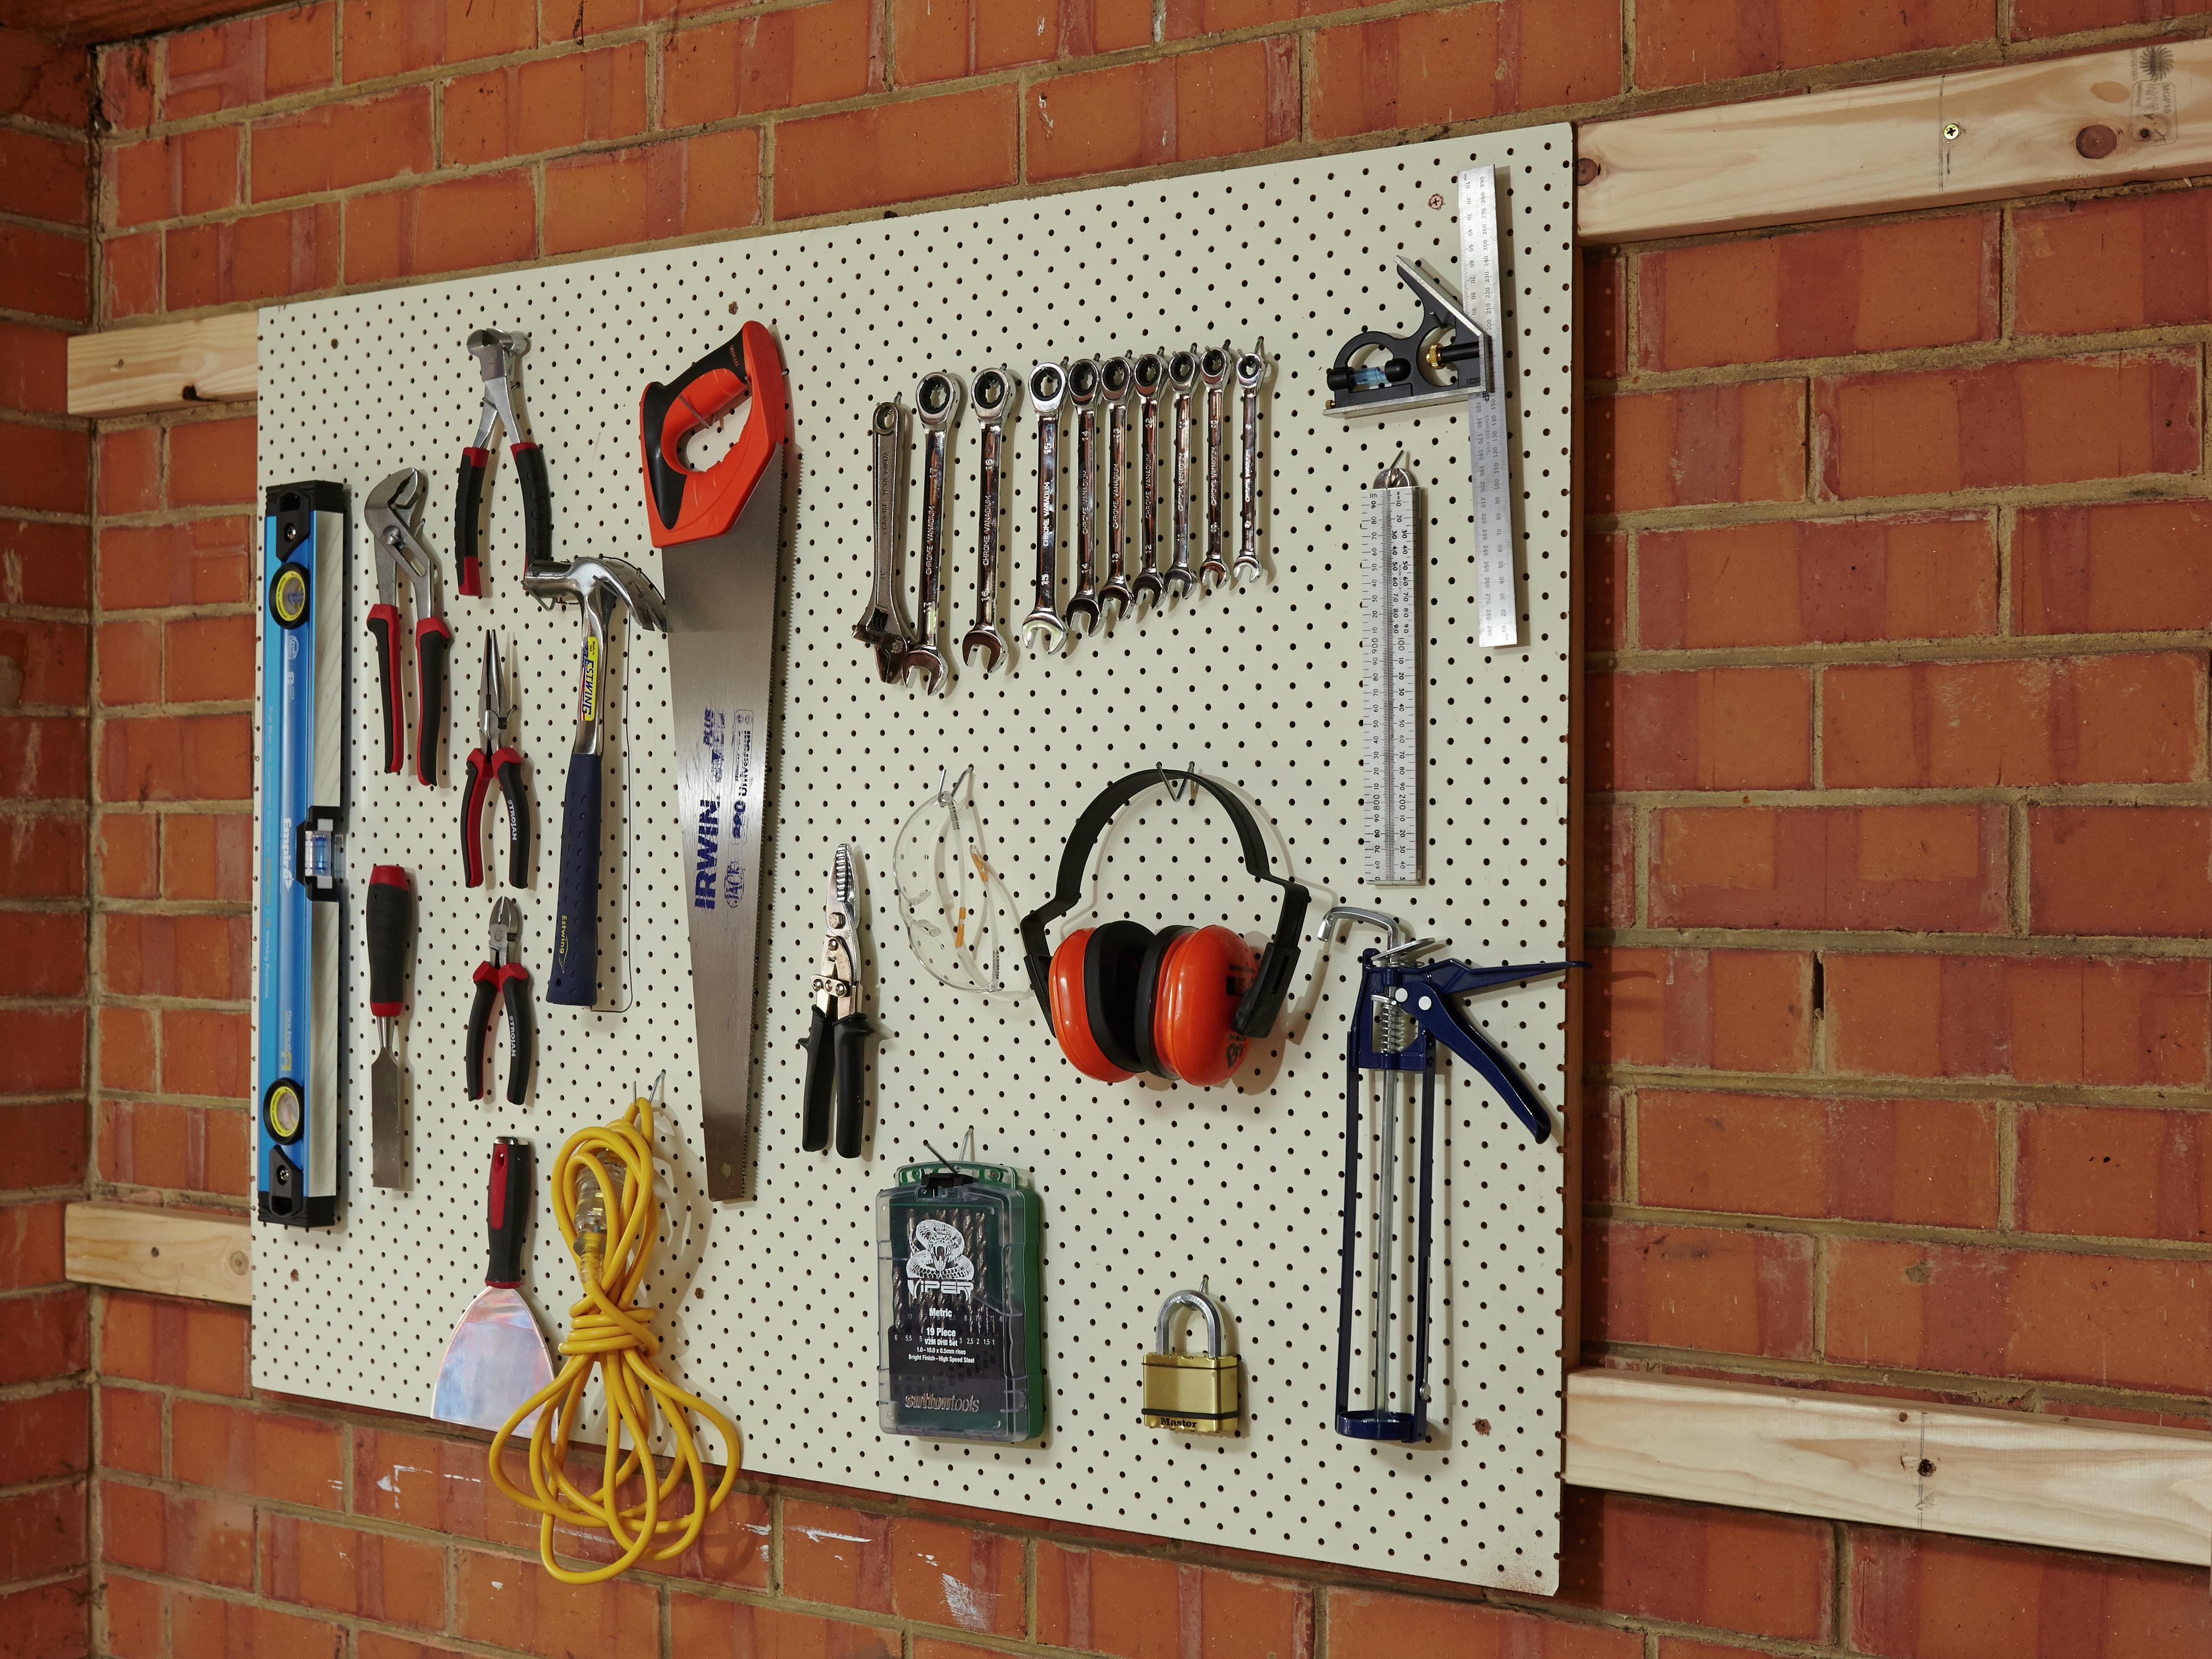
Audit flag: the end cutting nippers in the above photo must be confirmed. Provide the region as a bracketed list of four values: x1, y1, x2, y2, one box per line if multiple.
[457, 328, 552, 594]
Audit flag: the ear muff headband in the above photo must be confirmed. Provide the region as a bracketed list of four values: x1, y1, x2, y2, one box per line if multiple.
[1021, 769, 1309, 1041]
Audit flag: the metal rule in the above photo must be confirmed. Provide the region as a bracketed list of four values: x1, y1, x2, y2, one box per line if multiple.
[1458, 165, 1521, 651]
[1361, 471, 1420, 886]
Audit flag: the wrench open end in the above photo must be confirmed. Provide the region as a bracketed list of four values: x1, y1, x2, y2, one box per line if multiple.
[961, 627, 1006, 676]
[901, 645, 947, 696]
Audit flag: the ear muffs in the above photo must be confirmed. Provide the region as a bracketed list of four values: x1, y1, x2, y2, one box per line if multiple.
[1131, 925, 1192, 1079]
[1082, 919, 1155, 1075]
[1048, 927, 1132, 1083]
[1153, 926, 1258, 1087]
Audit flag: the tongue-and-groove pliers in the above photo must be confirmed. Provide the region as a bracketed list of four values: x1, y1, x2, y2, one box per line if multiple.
[364, 469, 451, 787]
[461, 630, 528, 888]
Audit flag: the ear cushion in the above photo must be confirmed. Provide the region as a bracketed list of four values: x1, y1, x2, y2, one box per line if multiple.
[1154, 925, 1259, 1088]
[1049, 928, 1134, 1083]
[1083, 920, 1155, 1077]
[1131, 925, 1192, 1079]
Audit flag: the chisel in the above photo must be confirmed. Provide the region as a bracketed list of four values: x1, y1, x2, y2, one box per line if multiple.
[367, 865, 412, 1189]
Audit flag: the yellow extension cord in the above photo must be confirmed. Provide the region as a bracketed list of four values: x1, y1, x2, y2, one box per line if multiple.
[487, 1079, 741, 1584]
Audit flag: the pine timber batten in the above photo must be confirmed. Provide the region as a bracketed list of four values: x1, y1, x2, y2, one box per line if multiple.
[65, 1200, 252, 1305]
[65, 310, 257, 418]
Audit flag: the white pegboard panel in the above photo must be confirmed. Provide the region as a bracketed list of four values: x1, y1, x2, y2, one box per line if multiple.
[252, 124, 1577, 1593]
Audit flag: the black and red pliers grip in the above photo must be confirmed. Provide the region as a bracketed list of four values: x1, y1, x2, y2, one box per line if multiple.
[467, 897, 531, 1105]
[462, 742, 527, 887]
[458, 329, 552, 594]
[364, 468, 451, 787]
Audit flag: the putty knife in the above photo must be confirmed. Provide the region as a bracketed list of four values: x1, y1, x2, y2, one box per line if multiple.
[432, 1137, 554, 1432]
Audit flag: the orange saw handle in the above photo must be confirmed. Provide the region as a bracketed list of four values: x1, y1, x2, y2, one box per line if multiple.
[639, 321, 790, 547]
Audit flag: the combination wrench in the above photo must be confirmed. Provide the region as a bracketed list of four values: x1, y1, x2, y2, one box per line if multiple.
[905, 369, 961, 695]
[855, 400, 910, 682]
[1099, 356, 1135, 624]
[1198, 345, 1232, 593]
[1020, 362, 1069, 660]
[1164, 349, 1200, 606]
[1130, 352, 1167, 621]
[961, 366, 1018, 676]
[1063, 359, 1102, 636]
[1234, 341, 1268, 587]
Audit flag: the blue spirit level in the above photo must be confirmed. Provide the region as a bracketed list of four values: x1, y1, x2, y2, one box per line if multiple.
[257, 481, 348, 1227]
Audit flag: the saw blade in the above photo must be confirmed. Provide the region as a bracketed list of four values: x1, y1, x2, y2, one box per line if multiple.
[664, 447, 784, 1201]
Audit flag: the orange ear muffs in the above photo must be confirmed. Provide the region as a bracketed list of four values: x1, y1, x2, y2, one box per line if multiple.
[1048, 927, 1134, 1083]
[1153, 925, 1258, 1087]
[1131, 925, 1192, 1079]
[1083, 920, 1155, 1075]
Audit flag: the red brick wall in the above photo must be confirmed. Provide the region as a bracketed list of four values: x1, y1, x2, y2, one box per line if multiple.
[19, 1, 2212, 1656]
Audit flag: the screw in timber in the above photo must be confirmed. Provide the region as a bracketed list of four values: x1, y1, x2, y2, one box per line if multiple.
[1942, 121, 1962, 141]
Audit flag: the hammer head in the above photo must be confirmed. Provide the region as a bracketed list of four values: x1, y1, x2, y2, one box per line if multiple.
[521, 556, 668, 633]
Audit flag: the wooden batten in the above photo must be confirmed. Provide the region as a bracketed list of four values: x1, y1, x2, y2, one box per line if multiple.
[64, 1201, 252, 1306]
[66, 311, 259, 419]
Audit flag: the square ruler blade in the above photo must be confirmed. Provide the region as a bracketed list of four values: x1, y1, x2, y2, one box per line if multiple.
[1362, 472, 1420, 886]
[664, 448, 784, 1201]
[1458, 165, 1521, 651]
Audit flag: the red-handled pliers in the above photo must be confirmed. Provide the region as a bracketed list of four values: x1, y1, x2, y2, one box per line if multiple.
[363, 469, 451, 787]
[462, 628, 528, 888]
[467, 898, 531, 1105]
[457, 328, 552, 594]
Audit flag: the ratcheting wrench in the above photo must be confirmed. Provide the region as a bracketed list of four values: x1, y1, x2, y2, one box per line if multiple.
[1063, 359, 1103, 636]
[1020, 363, 1069, 660]
[1198, 344, 1232, 593]
[1164, 349, 1200, 605]
[962, 367, 1017, 676]
[364, 468, 452, 788]
[1099, 356, 1135, 625]
[1234, 341, 1268, 587]
[1130, 351, 1167, 620]
[905, 370, 961, 695]
[855, 400, 911, 683]
[457, 328, 550, 595]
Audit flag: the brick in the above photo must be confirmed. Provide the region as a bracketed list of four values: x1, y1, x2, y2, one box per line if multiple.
[172, 1400, 345, 1508]
[344, 0, 536, 81]
[2031, 806, 2212, 938]
[0, 1100, 87, 1189]
[100, 814, 158, 899]
[1640, 514, 1996, 649]
[170, 1589, 344, 1659]
[1650, 805, 2006, 932]
[98, 427, 161, 516]
[662, 1, 879, 127]
[98, 1384, 161, 1478]
[1560, 1491, 1833, 1640]
[0, 714, 91, 802]
[166, 203, 340, 310]
[161, 814, 252, 901]
[100, 712, 254, 803]
[1639, 215, 1996, 370]
[252, 87, 434, 202]
[3, 28, 94, 125]
[893, 1516, 1024, 1633]
[262, 1513, 446, 1628]
[1328, 1586, 1633, 1658]
[1586, 1086, 1627, 1204]
[353, 1425, 620, 1562]
[2016, 500, 2212, 636]
[6, 1580, 89, 1659]
[0, 222, 89, 323]
[0, 322, 70, 415]
[1827, 952, 2209, 1086]
[0, 1387, 88, 1485]
[1639, 1090, 1998, 1227]
[0, 1483, 86, 1581]
[2011, 0, 2181, 33]
[1586, 804, 1632, 928]
[102, 1481, 254, 1588]
[102, 912, 250, 999]
[99, 518, 253, 610]
[344, 171, 536, 284]
[1585, 248, 1626, 381]
[0, 815, 86, 899]
[1592, 667, 1811, 790]
[0, 1010, 84, 1094]
[0, 617, 87, 706]
[545, 0, 707, 37]
[1585, 1221, 1815, 1359]
[1587, 530, 1626, 652]
[100, 1294, 248, 1395]
[775, 85, 1016, 219]
[1815, 352, 2199, 499]
[1825, 1239, 2212, 1392]
[1825, 652, 2205, 788]
[2016, 185, 2212, 337]
[0, 1200, 66, 1290]
[655, 1484, 770, 1587]
[0, 517, 91, 609]
[669, 1595, 900, 1658]
[98, 618, 161, 706]
[105, 227, 161, 318]
[165, 4, 335, 117]
[99, 1099, 248, 1195]
[1589, 948, 1812, 1074]
[100, 1004, 155, 1089]
[1309, 0, 1622, 139]
[166, 416, 257, 508]
[107, 128, 240, 227]
[104, 1573, 162, 1658]
[0, 913, 85, 996]
[1028, 39, 1298, 183]
[2018, 1104, 2212, 1243]
[0, 421, 90, 516]
[161, 1008, 252, 1100]
[1851, 1527, 2212, 1656]
[0, 128, 88, 228]
[163, 614, 255, 704]
[0, 1287, 87, 1386]
[1035, 1546, 1312, 1659]
[454, 1546, 658, 1657]
[542, 130, 761, 256]
[1589, 381, 1805, 513]
[897, 0, 1150, 81]
[443, 41, 647, 167]
[1635, 0, 1990, 90]
[356, 1637, 478, 1659]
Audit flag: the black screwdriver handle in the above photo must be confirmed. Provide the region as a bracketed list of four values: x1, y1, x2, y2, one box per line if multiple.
[366, 866, 411, 1017]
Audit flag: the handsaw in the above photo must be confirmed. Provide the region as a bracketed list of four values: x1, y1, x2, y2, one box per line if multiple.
[639, 322, 792, 1201]
[432, 1137, 553, 1431]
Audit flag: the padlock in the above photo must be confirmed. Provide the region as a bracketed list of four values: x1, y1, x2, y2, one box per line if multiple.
[1141, 1286, 1242, 1435]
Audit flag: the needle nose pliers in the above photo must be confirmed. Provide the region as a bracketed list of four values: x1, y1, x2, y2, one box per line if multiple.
[458, 328, 553, 594]
[462, 630, 529, 888]
[467, 898, 532, 1105]
[364, 469, 451, 787]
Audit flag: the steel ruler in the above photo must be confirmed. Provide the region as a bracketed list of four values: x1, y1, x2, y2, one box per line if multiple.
[1458, 166, 1519, 651]
[1362, 470, 1420, 885]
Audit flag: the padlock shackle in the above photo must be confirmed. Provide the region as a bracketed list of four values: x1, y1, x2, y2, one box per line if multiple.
[1156, 1287, 1226, 1356]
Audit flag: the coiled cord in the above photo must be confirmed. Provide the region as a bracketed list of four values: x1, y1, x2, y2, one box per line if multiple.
[488, 1079, 740, 1583]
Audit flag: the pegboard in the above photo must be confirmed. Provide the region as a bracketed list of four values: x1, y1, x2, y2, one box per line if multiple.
[251, 124, 1578, 1593]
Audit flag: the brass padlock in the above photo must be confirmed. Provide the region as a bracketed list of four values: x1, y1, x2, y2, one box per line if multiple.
[1142, 1286, 1242, 1435]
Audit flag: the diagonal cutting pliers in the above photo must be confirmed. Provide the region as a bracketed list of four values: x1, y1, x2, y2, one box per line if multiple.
[467, 897, 532, 1105]
[364, 469, 451, 787]
[457, 328, 554, 594]
[801, 843, 870, 1158]
[461, 630, 529, 888]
